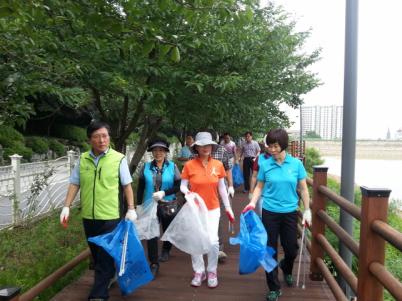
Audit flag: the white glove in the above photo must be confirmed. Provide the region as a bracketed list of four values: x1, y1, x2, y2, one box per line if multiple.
[125, 209, 137, 222]
[302, 208, 312, 226]
[152, 190, 165, 201]
[60, 206, 70, 224]
[227, 186, 235, 198]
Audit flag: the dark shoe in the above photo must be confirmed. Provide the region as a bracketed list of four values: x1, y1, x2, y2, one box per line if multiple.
[89, 299, 105, 301]
[159, 249, 170, 262]
[150, 263, 159, 278]
[279, 259, 293, 287]
[266, 290, 282, 301]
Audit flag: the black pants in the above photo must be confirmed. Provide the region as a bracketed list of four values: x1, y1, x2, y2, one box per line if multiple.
[262, 210, 298, 291]
[83, 218, 120, 300]
[147, 204, 175, 264]
[243, 157, 254, 191]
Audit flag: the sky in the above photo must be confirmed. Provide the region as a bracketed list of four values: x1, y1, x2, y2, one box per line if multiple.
[261, 0, 402, 139]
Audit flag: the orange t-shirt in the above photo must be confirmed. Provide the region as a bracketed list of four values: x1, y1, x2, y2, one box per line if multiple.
[181, 157, 226, 210]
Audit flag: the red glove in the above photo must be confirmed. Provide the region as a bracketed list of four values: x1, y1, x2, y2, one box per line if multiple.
[242, 203, 255, 213]
[225, 208, 235, 223]
[62, 216, 68, 228]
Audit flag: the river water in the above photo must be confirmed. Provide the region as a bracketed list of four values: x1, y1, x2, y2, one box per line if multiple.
[323, 157, 402, 206]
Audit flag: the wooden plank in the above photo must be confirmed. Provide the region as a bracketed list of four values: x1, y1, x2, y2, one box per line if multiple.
[52, 191, 335, 301]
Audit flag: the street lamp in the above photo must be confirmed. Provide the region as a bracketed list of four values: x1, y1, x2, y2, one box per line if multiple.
[299, 104, 303, 158]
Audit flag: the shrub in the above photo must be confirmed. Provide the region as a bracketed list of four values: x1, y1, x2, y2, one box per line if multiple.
[80, 142, 90, 152]
[48, 139, 66, 157]
[0, 125, 25, 147]
[3, 142, 33, 161]
[25, 136, 49, 154]
[305, 147, 324, 174]
[53, 124, 87, 142]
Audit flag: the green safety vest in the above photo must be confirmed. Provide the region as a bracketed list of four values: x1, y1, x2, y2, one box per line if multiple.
[79, 148, 124, 220]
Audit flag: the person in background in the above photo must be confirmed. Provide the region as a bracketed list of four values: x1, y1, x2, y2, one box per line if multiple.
[220, 132, 237, 164]
[136, 138, 181, 278]
[239, 131, 260, 193]
[59, 120, 136, 301]
[181, 131, 235, 288]
[249, 137, 271, 217]
[177, 135, 194, 162]
[242, 129, 312, 301]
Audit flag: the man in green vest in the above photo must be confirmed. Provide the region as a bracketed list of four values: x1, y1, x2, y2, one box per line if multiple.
[59, 120, 137, 301]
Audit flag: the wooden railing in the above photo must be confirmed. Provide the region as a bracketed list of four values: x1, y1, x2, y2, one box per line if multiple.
[309, 166, 402, 301]
[0, 249, 90, 301]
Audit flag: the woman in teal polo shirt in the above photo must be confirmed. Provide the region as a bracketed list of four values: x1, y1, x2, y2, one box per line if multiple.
[243, 129, 312, 301]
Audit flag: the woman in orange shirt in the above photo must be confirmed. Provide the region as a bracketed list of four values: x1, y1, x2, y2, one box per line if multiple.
[180, 132, 235, 288]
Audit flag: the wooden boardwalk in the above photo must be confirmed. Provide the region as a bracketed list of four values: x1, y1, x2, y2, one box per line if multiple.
[52, 192, 335, 301]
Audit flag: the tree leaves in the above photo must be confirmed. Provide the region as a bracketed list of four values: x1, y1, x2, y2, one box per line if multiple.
[1, 0, 320, 159]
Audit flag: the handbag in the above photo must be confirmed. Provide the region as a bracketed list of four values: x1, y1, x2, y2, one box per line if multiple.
[158, 200, 181, 217]
[158, 193, 185, 217]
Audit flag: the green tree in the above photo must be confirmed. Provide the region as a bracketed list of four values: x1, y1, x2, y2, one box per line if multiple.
[1, 0, 320, 173]
[305, 131, 321, 139]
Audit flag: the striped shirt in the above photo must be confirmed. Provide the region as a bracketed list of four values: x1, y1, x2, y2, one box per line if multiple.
[241, 140, 260, 158]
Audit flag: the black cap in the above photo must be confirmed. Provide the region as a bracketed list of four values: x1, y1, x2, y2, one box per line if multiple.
[147, 139, 170, 152]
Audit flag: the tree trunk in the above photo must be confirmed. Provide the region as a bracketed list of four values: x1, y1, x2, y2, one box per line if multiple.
[129, 116, 163, 174]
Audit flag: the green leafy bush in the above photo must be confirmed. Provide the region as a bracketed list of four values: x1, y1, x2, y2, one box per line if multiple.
[49, 139, 66, 157]
[0, 125, 25, 147]
[3, 142, 33, 161]
[53, 124, 87, 143]
[25, 136, 49, 154]
[305, 147, 324, 174]
[80, 142, 90, 152]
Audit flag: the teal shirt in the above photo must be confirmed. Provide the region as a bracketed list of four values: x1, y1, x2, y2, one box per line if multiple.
[179, 146, 192, 159]
[257, 153, 307, 213]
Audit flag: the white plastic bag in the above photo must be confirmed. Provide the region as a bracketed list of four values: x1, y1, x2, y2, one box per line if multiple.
[134, 200, 160, 240]
[161, 192, 212, 255]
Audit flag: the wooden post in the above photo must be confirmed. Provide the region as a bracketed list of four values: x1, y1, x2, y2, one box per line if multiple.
[310, 166, 328, 281]
[0, 287, 21, 301]
[357, 187, 391, 301]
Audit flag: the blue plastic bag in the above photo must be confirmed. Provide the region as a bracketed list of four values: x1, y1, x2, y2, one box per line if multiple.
[232, 163, 244, 188]
[88, 220, 153, 295]
[230, 210, 277, 274]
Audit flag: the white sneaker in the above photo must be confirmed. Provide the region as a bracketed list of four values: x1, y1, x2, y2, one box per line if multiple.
[218, 250, 227, 263]
[191, 272, 206, 287]
[207, 271, 218, 288]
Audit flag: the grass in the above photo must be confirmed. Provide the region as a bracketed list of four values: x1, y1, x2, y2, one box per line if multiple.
[0, 208, 88, 300]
